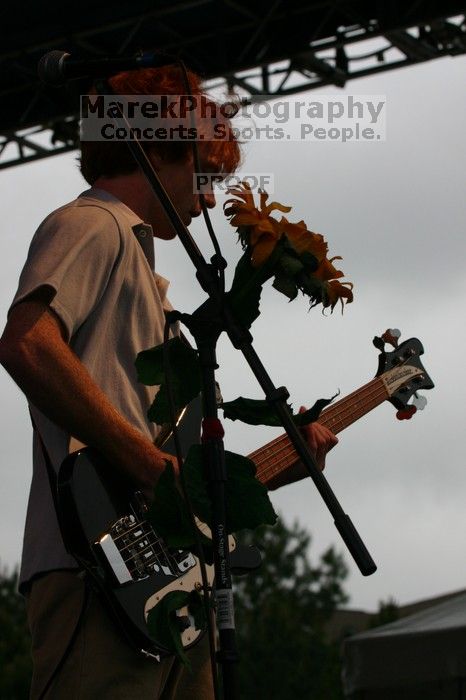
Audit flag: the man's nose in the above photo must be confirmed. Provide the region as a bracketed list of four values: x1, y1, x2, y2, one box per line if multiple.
[200, 191, 216, 209]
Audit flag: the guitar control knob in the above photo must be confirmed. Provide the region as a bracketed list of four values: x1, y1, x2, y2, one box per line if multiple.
[412, 394, 427, 410]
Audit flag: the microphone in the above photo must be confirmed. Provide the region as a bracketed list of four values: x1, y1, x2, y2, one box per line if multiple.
[38, 50, 176, 86]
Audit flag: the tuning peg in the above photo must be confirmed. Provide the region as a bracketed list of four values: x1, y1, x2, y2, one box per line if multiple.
[412, 393, 427, 411]
[382, 328, 401, 348]
[396, 405, 417, 420]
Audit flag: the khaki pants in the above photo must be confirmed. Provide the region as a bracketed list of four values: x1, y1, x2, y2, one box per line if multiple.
[26, 570, 214, 699]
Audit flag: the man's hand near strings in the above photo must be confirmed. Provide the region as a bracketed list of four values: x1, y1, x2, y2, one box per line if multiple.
[300, 406, 338, 471]
[266, 406, 338, 490]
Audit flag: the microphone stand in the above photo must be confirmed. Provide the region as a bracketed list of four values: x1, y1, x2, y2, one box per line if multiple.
[93, 79, 377, 700]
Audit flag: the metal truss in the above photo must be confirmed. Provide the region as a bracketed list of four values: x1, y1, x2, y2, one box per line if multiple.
[0, 2, 464, 170]
[211, 14, 466, 103]
[0, 120, 79, 171]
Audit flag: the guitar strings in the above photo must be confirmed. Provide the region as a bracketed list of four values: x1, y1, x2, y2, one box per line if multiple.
[258, 393, 385, 480]
[252, 379, 388, 483]
[113, 516, 198, 577]
[248, 377, 383, 465]
[257, 383, 387, 479]
[252, 379, 385, 467]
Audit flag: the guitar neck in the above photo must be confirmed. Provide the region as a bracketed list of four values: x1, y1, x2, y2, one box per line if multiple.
[250, 376, 389, 488]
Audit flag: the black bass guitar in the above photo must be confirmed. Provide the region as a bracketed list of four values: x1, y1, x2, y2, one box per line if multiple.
[57, 331, 433, 660]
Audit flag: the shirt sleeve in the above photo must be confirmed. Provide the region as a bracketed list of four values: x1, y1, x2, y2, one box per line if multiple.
[10, 202, 122, 341]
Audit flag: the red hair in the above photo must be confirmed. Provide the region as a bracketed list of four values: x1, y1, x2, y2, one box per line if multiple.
[80, 65, 241, 184]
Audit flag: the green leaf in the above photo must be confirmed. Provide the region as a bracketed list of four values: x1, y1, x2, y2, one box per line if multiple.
[146, 463, 195, 548]
[292, 394, 339, 426]
[222, 394, 338, 427]
[226, 252, 264, 330]
[183, 445, 277, 533]
[299, 272, 324, 301]
[147, 462, 214, 559]
[146, 589, 208, 667]
[279, 253, 304, 277]
[224, 450, 277, 531]
[227, 242, 286, 330]
[146, 590, 191, 666]
[182, 445, 212, 524]
[272, 273, 298, 300]
[187, 590, 207, 633]
[222, 397, 293, 426]
[300, 251, 319, 272]
[136, 337, 201, 424]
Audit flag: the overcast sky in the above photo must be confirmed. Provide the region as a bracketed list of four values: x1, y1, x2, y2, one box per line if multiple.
[0, 54, 465, 612]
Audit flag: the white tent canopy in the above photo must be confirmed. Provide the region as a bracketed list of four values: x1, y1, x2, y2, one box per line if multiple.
[342, 591, 466, 699]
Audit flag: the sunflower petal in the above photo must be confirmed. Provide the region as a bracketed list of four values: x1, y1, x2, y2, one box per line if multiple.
[230, 211, 260, 227]
[250, 220, 280, 244]
[313, 257, 344, 281]
[251, 236, 278, 267]
[281, 220, 328, 260]
[259, 190, 269, 211]
[325, 280, 354, 312]
[263, 201, 292, 216]
[226, 182, 254, 208]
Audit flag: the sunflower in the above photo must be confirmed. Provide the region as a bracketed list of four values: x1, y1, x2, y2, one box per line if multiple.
[224, 182, 291, 266]
[225, 181, 353, 312]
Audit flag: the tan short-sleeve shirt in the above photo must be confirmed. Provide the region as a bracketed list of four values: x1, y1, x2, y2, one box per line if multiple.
[13, 188, 175, 590]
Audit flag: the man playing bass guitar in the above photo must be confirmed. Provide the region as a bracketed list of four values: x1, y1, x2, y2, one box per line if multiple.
[0, 64, 337, 699]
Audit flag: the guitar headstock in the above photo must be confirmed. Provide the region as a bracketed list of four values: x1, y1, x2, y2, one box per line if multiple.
[373, 329, 434, 420]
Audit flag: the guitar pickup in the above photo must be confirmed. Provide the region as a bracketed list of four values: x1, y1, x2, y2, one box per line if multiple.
[96, 533, 133, 584]
[96, 514, 197, 583]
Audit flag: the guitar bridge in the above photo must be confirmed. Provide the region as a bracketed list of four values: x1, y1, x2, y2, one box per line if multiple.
[95, 514, 196, 584]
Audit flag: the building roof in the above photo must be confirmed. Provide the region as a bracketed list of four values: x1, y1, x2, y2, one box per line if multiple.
[342, 590, 466, 694]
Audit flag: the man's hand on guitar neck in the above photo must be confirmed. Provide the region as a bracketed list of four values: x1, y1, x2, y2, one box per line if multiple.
[266, 406, 338, 490]
[299, 406, 338, 472]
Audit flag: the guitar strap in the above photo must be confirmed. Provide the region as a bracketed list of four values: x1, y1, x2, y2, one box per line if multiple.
[28, 409, 84, 560]
[28, 408, 61, 516]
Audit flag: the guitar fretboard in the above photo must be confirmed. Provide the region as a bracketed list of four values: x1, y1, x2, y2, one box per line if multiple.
[249, 376, 388, 487]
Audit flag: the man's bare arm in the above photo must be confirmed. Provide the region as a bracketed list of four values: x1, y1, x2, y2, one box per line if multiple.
[0, 298, 177, 489]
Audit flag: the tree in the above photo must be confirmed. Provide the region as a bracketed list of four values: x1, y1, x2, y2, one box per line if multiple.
[0, 566, 32, 699]
[369, 597, 399, 629]
[233, 517, 349, 700]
